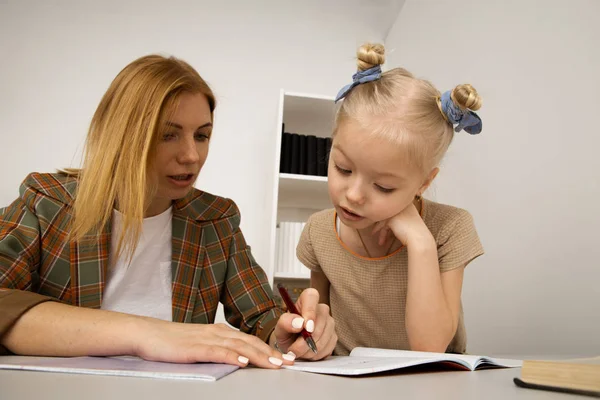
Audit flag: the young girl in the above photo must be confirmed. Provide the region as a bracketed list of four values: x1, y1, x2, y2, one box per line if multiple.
[0, 55, 336, 367]
[297, 43, 484, 356]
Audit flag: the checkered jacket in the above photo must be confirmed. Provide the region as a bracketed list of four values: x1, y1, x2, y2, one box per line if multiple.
[0, 173, 282, 353]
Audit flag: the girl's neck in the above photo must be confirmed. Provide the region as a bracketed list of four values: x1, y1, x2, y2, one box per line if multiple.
[341, 197, 422, 258]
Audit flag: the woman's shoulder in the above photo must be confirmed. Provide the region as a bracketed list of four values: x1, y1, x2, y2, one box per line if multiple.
[18, 171, 78, 206]
[175, 188, 244, 223]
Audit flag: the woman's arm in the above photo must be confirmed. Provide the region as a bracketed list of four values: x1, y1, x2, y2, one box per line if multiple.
[1, 197, 284, 369]
[2, 300, 140, 356]
[2, 295, 288, 368]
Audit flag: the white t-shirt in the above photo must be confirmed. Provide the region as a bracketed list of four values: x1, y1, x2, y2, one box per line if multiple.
[100, 206, 173, 321]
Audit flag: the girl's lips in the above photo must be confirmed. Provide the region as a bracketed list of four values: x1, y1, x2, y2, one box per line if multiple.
[339, 206, 364, 221]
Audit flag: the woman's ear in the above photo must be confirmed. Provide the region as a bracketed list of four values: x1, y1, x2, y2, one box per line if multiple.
[418, 167, 439, 195]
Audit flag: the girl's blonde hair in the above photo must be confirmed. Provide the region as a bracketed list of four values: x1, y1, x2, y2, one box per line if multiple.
[336, 43, 482, 175]
[68, 55, 215, 261]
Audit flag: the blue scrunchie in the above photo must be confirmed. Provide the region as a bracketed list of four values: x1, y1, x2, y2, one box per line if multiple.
[439, 91, 482, 135]
[334, 66, 382, 103]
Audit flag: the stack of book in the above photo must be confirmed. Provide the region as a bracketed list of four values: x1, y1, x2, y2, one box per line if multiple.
[279, 131, 332, 177]
[275, 222, 309, 278]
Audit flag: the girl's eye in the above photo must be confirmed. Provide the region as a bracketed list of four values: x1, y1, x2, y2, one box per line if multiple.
[375, 184, 395, 194]
[334, 164, 351, 175]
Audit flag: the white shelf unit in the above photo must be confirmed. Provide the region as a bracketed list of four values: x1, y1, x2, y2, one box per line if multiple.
[267, 91, 336, 284]
[273, 271, 311, 280]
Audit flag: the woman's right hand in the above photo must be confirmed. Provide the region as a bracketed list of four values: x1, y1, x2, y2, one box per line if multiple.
[133, 318, 290, 369]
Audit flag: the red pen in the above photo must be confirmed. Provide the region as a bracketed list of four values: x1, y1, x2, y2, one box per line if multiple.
[277, 283, 318, 354]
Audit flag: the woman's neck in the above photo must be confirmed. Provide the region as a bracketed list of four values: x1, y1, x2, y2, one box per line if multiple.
[144, 199, 173, 218]
[115, 198, 172, 218]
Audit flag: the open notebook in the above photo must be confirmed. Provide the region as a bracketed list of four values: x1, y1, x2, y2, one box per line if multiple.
[0, 355, 238, 381]
[284, 347, 522, 376]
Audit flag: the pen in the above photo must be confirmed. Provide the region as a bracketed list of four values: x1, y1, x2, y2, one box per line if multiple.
[276, 283, 318, 354]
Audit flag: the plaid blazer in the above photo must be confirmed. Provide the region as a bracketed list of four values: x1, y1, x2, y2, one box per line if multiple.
[0, 173, 282, 347]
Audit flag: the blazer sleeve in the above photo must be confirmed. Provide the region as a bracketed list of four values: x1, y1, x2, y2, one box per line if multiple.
[219, 205, 283, 343]
[0, 190, 56, 354]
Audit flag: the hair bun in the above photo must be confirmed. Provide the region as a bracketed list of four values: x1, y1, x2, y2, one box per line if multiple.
[451, 84, 482, 111]
[356, 43, 385, 71]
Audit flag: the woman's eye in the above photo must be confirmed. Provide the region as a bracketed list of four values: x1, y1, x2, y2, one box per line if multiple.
[162, 133, 177, 141]
[195, 133, 210, 142]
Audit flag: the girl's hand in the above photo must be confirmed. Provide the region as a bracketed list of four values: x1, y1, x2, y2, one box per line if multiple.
[272, 288, 337, 361]
[371, 202, 434, 249]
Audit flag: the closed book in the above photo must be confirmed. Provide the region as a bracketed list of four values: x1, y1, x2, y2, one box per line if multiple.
[299, 134, 307, 175]
[325, 137, 332, 176]
[276, 224, 284, 274]
[290, 134, 300, 174]
[306, 135, 318, 176]
[283, 132, 293, 173]
[316, 137, 327, 176]
[279, 132, 288, 173]
[514, 357, 600, 397]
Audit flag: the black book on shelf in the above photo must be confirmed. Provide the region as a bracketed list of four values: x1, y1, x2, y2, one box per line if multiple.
[316, 137, 327, 176]
[325, 137, 333, 176]
[283, 132, 293, 173]
[299, 134, 308, 175]
[290, 133, 300, 174]
[279, 132, 288, 173]
[306, 135, 318, 176]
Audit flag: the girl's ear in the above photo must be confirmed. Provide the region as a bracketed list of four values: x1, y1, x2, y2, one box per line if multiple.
[417, 167, 439, 196]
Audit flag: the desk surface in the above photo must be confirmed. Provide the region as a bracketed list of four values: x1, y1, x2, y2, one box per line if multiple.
[0, 366, 583, 400]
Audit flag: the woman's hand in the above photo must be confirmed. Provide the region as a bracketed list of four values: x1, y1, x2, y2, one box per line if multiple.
[271, 288, 337, 360]
[134, 318, 289, 369]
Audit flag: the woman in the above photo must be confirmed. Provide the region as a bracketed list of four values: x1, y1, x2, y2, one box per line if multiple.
[0, 55, 336, 368]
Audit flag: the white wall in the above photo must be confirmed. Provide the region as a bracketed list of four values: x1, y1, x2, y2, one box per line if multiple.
[6, 0, 596, 356]
[386, 0, 600, 357]
[0, 0, 397, 282]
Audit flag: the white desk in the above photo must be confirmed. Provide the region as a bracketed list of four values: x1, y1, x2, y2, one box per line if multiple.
[0, 366, 582, 400]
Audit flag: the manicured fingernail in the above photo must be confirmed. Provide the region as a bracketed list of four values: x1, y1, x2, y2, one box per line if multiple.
[282, 352, 296, 361]
[306, 319, 315, 333]
[292, 317, 304, 329]
[269, 357, 283, 366]
[238, 356, 249, 364]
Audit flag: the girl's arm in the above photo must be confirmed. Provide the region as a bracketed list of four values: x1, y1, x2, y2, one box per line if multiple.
[404, 237, 464, 352]
[310, 270, 330, 305]
[377, 203, 467, 353]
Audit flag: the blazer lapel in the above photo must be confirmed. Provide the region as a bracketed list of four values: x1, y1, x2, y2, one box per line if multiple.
[69, 220, 110, 309]
[171, 210, 205, 323]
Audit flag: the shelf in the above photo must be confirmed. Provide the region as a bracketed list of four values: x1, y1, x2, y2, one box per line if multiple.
[284, 91, 336, 101]
[274, 272, 310, 280]
[283, 92, 336, 138]
[277, 173, 331, 210]
[268, 90, 336, 286]
[279, 173, 327, 183]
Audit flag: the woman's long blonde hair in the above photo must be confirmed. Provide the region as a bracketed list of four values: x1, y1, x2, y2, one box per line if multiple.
[336, 43, 482, 175]
[68, 55, 215, 260]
